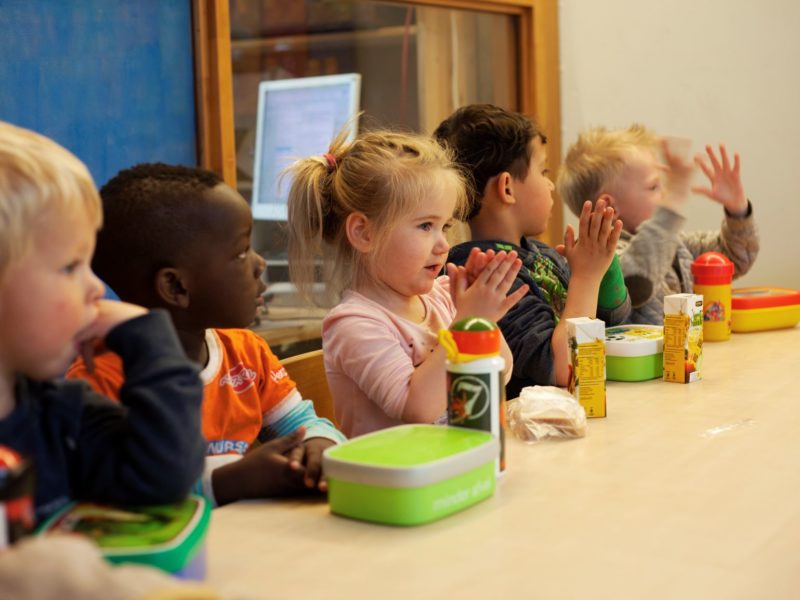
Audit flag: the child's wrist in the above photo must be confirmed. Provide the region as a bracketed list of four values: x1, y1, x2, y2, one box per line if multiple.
[567, 271, 603, 294]
[210, 463, 241, 506]
[569, 258, 606, 280]
[724, 198, 750, 218]
[211, 454, 254, 504]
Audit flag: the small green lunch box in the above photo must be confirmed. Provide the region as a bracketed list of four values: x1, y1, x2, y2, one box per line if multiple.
[38, 495, 210, 579]
[323, 424, 498, 526]
[605, 324, 664, 382]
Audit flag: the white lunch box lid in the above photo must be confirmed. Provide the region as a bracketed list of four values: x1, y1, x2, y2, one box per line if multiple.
[605, 324, 664, 357]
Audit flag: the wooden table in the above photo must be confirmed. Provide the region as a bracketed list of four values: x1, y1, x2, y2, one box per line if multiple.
[206, 327, 800, 599]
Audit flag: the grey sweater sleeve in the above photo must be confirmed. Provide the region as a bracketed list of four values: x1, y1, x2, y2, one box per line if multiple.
[618, 207, 686, 308]
[681, 201, 759, 279]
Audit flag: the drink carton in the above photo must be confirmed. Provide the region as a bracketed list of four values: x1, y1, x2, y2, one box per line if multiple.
[663, 293, 703, 383]
[566, 317, 606, 418]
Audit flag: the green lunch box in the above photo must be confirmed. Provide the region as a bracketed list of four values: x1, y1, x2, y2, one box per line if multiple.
[38, 495, 210, 580]
[323, 424, 498, 526]
[605, 324, 664, 381]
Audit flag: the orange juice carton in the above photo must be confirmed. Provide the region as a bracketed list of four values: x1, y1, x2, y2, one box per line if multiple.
[566, 317, 606, 418]
[663, 293, 703, 383]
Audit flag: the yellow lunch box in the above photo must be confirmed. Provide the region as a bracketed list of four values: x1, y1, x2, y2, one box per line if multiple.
[731, 287, 800, 332]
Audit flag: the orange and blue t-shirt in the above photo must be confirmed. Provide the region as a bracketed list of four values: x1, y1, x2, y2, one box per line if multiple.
[67, 328, 344, 457]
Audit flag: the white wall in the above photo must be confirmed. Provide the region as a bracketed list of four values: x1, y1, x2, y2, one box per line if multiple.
[559, 0, 800, 288]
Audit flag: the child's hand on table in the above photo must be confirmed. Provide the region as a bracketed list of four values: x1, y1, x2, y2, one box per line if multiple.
[212, 427, 313, 504]
[285, 437, 335, 492]
[692, 144, 748, 216]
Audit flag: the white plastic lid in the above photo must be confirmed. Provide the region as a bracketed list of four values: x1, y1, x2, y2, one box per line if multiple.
[605, 325, 664, 357]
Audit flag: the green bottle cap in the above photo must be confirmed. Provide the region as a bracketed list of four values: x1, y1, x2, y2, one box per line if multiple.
[450, 317, 496, 332]
[446, 317, 500, 356]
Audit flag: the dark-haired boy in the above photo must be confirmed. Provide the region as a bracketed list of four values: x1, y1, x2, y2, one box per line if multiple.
[67, 163, 345, 506]
[435, 104, 631, 396]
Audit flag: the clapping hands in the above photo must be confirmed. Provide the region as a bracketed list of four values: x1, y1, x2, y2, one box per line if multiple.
[556, 198, 622, 281]
[447, 248, 528, 323]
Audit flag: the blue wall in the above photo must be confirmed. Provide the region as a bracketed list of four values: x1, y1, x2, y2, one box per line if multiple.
[0, 0, 197, 188]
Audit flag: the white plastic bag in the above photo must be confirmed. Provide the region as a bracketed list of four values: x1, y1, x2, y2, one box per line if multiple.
[507, 386, 587, 442]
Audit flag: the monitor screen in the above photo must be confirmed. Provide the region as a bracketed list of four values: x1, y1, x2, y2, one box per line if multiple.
[251, 73, 361, 221]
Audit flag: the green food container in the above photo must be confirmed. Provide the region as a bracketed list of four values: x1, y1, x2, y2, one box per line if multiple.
[605, 325, 664, 381]
[37, 496, 210, 580]
[323, 424, 498, 526]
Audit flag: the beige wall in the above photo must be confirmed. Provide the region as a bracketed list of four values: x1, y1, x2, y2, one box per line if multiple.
[559, 0, 800, 288]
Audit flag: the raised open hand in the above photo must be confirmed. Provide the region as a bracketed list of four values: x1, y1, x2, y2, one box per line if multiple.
[692, 144, 747, 215]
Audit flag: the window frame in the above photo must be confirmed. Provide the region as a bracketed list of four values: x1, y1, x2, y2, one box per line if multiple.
[194, 0, 562, 244]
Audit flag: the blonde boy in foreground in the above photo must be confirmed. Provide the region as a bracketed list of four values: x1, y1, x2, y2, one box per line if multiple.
[0, 121, 205, 524]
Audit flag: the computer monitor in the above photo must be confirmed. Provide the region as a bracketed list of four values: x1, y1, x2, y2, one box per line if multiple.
[251, 73, 361, 221]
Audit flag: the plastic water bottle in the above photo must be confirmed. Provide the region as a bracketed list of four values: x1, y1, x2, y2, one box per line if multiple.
[440, 317, 506, 474]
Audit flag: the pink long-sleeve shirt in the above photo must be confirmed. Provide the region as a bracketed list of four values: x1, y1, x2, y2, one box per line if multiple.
[322, 278, 456, 438]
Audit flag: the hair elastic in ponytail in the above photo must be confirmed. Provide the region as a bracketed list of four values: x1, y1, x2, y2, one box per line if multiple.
[323, 153, 337, 171]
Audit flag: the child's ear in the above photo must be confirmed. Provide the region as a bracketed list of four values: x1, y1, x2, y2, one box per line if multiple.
[155, 267, 190, 309]
[493, 172, 515, 205]
[345, 212, 374, 253]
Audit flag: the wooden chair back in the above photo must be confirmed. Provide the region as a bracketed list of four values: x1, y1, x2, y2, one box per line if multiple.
[281, 349, 338, 427]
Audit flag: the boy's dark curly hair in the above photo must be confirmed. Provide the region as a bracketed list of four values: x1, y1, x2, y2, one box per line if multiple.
[433, 104, 546, 220]
[94, 163, 223, 304]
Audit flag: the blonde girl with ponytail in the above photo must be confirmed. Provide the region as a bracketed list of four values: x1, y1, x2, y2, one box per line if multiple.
[287, 129, 528, 438]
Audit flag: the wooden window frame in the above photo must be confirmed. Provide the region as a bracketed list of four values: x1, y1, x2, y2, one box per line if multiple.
[193, 0, 237, 186]
[193, 0, 561, 244]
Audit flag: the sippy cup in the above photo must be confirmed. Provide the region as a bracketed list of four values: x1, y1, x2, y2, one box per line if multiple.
[691, 252, 734, 341]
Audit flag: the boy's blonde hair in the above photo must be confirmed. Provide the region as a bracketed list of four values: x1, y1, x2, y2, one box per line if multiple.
[287, 129, 468, 303]
[558, 124, 659, 217]
[0, 121, 101, 282]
